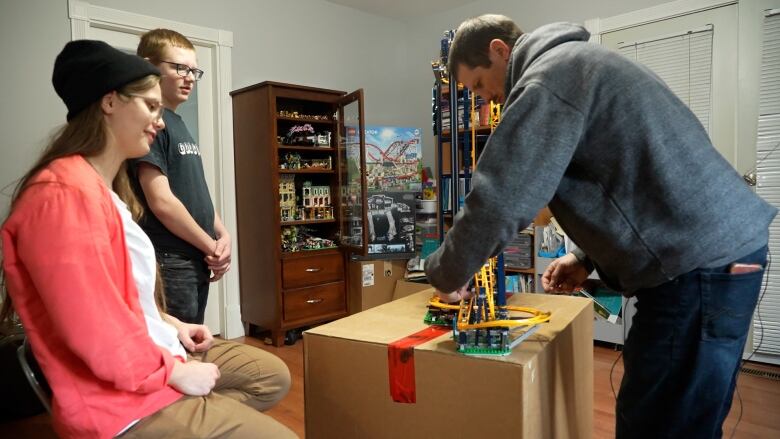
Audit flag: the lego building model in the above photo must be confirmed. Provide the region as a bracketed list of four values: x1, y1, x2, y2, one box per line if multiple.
[279, 174, 296, 221]
[302, 181, 334, 220]
[279, 178, 335, 222]
[425, 256, 551, 355]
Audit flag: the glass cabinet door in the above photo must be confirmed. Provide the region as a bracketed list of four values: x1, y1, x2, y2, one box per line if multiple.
[337, 89, 368, 254]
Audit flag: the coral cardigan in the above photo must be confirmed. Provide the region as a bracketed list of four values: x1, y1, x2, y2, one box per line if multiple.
[1, 155, 182, 438]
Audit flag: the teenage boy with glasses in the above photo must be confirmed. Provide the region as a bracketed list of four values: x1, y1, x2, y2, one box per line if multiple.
[129, 28, 231, 325]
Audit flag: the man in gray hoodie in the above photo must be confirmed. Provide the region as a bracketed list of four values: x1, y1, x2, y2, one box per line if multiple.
[425, 14, 776, 438]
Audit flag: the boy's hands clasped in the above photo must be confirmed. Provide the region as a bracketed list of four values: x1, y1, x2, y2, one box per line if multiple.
[206, 234, 231, 282]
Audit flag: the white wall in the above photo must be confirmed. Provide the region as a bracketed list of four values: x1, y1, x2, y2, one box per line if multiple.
[0, 0, 415, 218]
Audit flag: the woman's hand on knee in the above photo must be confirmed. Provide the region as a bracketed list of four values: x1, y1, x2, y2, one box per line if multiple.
[169, 360, 220, 396]
[177, 323, 214, 352]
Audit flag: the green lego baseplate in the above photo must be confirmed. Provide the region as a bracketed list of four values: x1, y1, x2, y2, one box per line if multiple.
[423, 310, 456, 326]
[456, 345, 512, 356]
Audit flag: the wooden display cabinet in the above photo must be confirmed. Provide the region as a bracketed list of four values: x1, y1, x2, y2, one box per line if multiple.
[231, 81, 369, 346]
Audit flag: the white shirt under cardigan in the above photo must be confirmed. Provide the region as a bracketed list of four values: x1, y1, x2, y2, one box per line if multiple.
[110, 192, 187, 360]
[111, 192, 188, 436]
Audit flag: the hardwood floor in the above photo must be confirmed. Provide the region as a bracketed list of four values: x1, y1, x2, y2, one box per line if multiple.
[3, 339, 779, 438]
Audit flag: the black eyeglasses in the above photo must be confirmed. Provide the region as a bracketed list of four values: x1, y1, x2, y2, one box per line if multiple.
[160, 60, 204, 80]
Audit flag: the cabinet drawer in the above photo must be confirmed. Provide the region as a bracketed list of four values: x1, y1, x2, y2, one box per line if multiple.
[282, 253, 343, 289]
[283, 282, 345, 322]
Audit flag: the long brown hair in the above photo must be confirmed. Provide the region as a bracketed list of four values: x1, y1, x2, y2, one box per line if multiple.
[0, 75, 161, 325]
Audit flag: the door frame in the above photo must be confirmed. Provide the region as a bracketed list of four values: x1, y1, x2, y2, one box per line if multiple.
[68, 0, 244, 339]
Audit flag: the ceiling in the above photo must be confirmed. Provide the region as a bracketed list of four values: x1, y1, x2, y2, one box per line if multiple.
[323, 0, 478, 20]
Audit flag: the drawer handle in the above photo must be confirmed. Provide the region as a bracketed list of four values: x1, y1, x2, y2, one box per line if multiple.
[306, 298, 324, 304]
[305, 268, 322, 273]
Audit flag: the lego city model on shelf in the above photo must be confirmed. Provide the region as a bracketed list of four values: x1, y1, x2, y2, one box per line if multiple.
[279, 175, 335, 224]
[425, 255, 551, 355]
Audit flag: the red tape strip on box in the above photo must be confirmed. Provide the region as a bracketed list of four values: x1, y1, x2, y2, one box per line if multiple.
[387, 326, 450, 403]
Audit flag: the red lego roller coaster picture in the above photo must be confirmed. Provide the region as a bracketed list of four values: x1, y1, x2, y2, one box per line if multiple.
[364, 126, 422, 192]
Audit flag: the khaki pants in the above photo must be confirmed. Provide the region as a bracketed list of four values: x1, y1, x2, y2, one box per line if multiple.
[122, 339, 297, 438]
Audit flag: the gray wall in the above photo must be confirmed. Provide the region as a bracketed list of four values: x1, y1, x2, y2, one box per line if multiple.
[0, 0, 721, 220]
[0, 0, 71, 218]
[0, 0, 415, 218]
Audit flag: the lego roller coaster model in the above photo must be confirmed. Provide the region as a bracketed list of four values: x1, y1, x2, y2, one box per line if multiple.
[425, 257, 551, 355]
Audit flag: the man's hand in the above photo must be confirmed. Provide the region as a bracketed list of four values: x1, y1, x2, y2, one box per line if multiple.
[437, 283, 473, 303]
[169, 360, 219, 396]
[176, 322, 214, 352]
[206, 233, 231, 282]
[541, 253, 589, 293]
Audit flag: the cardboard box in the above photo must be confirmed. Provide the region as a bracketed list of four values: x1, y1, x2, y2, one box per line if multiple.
[348, 259, 408, 313]
[304, 290, 593, 438]
[392, 280, 433, 300]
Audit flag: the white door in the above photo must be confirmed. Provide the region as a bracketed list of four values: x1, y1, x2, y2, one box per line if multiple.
[71, 4, 228, 334]
[600, 4, 738, 167]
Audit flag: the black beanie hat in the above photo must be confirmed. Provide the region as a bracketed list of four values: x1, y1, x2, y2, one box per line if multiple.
[52, 40, 160, 121]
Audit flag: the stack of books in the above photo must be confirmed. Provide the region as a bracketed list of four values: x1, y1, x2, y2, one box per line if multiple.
[504, 232, 533, 269]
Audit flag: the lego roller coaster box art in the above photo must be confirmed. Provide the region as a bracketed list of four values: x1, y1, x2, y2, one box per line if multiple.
[364, 126, 422, 255]
[364, 126, 422, 192]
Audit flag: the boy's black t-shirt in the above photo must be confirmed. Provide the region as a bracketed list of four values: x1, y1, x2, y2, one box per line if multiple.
[130, 108, 215, 258]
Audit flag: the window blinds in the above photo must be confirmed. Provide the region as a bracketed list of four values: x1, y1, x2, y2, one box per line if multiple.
[618, 25, 714, 133]
[754, 10, 780, 357]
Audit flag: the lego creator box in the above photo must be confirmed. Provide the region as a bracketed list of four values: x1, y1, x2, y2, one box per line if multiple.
[364, 126, 422, 192]
[366, 191, 416, 255]
[304, 290, 593, 439]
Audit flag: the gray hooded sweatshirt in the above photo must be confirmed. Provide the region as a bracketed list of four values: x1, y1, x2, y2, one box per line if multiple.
[425, 22, 776, 293]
